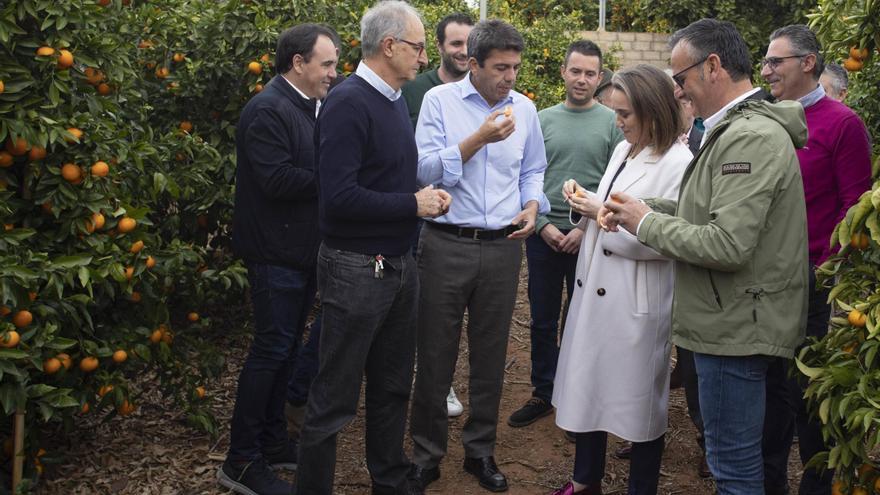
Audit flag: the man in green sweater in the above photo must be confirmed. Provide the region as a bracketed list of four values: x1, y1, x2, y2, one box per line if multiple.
[402, 12, 474, 128]
[508, 40, 623, 428]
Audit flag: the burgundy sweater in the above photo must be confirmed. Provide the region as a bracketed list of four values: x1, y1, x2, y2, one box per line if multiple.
[798, 96, 872, 265]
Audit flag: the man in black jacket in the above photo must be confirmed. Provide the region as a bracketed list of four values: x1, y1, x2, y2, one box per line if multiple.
[219, 23, 339, 495]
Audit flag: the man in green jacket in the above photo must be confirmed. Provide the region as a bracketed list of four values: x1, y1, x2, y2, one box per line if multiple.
[602, 19, 808, 495]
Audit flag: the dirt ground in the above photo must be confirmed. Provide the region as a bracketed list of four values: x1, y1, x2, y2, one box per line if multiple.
[38, 260, 806, 494]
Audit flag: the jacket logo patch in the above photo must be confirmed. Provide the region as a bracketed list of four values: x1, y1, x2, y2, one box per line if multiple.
[721, 162, 751, 175]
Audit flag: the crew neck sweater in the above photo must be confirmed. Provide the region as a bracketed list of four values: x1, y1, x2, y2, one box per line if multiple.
[316, 75, 419, 256]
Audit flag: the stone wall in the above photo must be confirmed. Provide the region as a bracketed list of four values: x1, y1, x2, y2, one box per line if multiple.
[580, 30, 671, 70]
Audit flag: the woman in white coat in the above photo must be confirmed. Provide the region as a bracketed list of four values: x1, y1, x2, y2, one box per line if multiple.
[549, 64, 693, 495]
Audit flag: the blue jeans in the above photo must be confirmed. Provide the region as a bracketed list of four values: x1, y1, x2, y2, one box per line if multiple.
[227, 263, 317, 462]
[287, 313, 321, 406]
[695, 353, 771, 495]
[524, 233, 577, 401]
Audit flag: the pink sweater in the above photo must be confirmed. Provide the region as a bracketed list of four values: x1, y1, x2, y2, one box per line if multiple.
[799, 96, 872, 264]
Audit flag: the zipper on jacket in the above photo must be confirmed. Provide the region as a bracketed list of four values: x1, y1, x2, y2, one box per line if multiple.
[708, 272, 723, 310]
[745, 288, 765, 322]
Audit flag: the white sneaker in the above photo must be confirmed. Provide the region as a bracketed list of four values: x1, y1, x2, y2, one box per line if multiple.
[446, 387, 463, 417]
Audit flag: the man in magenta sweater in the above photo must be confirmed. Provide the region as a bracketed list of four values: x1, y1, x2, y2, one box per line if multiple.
[761, 24, 872, 495]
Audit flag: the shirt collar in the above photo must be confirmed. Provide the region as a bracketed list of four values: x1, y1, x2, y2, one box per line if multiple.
[798, 83, 825, 109]
[356, 61, 402, 101]
[702, 87, 761, 138]
[281, 76, 321, 116]
[458, 73, 513, 108]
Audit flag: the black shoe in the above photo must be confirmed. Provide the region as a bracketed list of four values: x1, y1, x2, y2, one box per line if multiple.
[698, 455, 712, 479]
[218, 458, 294, 495]
[563, 430, 576, 443]
[263, 439, 298, 472]
[507, 397, 553, 427]
[408, 463, 440, 490]
[613, 441, 632, 460]
[463, 456, 508, 492]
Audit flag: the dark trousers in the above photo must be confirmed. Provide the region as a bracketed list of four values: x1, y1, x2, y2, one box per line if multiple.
[524, 233, 577, 402]
[227, 262, 316, 462]
[287, 313, 322, 406]
[296, 244, 419, 495]
[763, 272, 833, 495]
[574, 431, 665, 495]
[410, 223, 522, 466]
[677, 346, 704, 445]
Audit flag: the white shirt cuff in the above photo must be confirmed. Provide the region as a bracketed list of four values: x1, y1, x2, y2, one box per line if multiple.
[635, 211, 654, 236]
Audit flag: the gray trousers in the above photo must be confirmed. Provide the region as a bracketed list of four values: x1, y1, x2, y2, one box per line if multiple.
[410, 223, 522, 467]
[297, 244, 418, 494]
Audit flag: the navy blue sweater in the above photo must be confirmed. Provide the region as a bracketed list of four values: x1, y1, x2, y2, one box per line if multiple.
[316, 75, 419, 255]
[232, 75, 320, 269]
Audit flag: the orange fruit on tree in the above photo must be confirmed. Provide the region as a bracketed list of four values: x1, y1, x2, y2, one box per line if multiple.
[91, 212, 105, 230]
[79, 356, 99, 372]
[179, 120, 193, 133]
[118, 400, 136, 416]
[254, 83, 264, 93]
[130, 240, 144, 254]
[83, 67, 104, 85]
[124, 266, 134, 280]
[850, 46, 869, 60]
[98, 384, 113, 397]
[137, 39, 153, 49]
[260, 53, 271, 63]
[65, 127, 83, 142]
[851, 486, 868, 495]
[27, 292, 36, 302]
[161, 332, 173, 345]
[129, 291, 141, 302]
[149, 329, 163, 343]
[350, 39, 360, 47]
[28, 146, 46, 161]
[0, 80, 4, 94]
[187, 312, 200, 322]
[0, 331, 20, 348]
[155, 66, 169, 79]
[849, 309, 867, 328]
[112, 349, 127, 363]
[3, 224, 13, 232]
[247, 61, 262, 75]
[117, 217, 136, 233]
[12, 310, 32, 328]
[851, 232, 870, 250]
[173, 52, 186, 63]
[145, 255, 156, 269]
[56, 353, 71, 370]
[195, 386, 206, 399]
[97, 83, 111, 95]
[56, 49, 74, 69]
[844, 57, 864, 72]
[0, 306, 10, 316]
[90, 160, 109, 177]
[61, 163, 83, 184]
[5, 137, 29, 156]
[0, 151, 12, 168]
[43, 358, 62, 374]
[35, 46, 55, 57]
[80, 402, 89, 414]
[832, 480, 846, 495]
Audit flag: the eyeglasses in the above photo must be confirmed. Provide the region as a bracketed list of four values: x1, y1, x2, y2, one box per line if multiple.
[760, 54, 808, 70]
[672, 56, 708, 88]
[395, 38, 426, 56]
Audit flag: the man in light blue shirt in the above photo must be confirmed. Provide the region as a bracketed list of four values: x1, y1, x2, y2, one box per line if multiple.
[407, 19, 549, 493]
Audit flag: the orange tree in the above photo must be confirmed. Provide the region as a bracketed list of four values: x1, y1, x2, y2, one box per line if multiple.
[797, 0, 880, 493]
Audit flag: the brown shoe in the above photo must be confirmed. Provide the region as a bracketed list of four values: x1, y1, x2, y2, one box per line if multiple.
[698, 455, 712, 478]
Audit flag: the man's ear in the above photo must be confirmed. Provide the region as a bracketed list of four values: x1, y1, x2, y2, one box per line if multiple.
[801, 53, 818, 75]
[382, 36, 395, 58]
[291, 53, 304, 74]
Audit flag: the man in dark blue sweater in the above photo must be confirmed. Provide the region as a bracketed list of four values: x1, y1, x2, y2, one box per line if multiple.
[296, 2, 451, 494]
[219, 24, 340, 495]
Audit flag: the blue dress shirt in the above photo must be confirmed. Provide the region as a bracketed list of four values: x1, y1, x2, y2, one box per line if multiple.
[415, 74, 550, 230]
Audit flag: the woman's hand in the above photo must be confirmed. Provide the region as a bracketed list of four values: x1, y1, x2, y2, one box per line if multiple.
[563, 179, 601, 219]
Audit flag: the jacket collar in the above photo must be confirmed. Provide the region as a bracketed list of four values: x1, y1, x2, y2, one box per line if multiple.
[268, 75, 317, 116]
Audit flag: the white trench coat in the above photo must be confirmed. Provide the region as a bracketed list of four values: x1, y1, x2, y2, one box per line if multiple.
[552, 140, 692, 442]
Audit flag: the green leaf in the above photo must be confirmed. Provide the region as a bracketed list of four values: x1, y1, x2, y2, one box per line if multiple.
[52, 254, 93, 268]
[796, 358, 825, 379]
[819, 397, 831, 424]
[0, 349, 29, 360]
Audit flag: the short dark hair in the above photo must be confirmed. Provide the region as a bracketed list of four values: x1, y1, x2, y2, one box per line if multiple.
[436, 13, 474, 46]
[467, 19, 523, 67]
[564, 40, 603, 68]
[276, 23, 340, 75]
[823, 62, 848, 92]
[769, 24, 824, 79]
[668, 18, 751, 82]
[612, 64, 683, 156]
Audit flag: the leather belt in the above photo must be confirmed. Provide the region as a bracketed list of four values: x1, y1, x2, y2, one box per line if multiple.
[427, 221, 517, 241]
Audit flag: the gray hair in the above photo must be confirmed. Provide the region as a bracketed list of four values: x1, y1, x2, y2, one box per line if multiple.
[769, 24, 825, 79]
[822, 62, 848, 94]
[360, 1, 423, 58]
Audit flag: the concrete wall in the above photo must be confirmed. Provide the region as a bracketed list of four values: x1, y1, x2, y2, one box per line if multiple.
[581, 30, 671, 70]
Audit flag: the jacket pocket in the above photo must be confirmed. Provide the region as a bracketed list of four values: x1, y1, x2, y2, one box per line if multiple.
[737, 278, 791, 324]
[708, 270, 723, 310]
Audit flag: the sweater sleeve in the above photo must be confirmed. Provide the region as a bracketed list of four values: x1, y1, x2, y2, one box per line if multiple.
[318, 98, 418, 221]
[245, 107, 317, 200]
